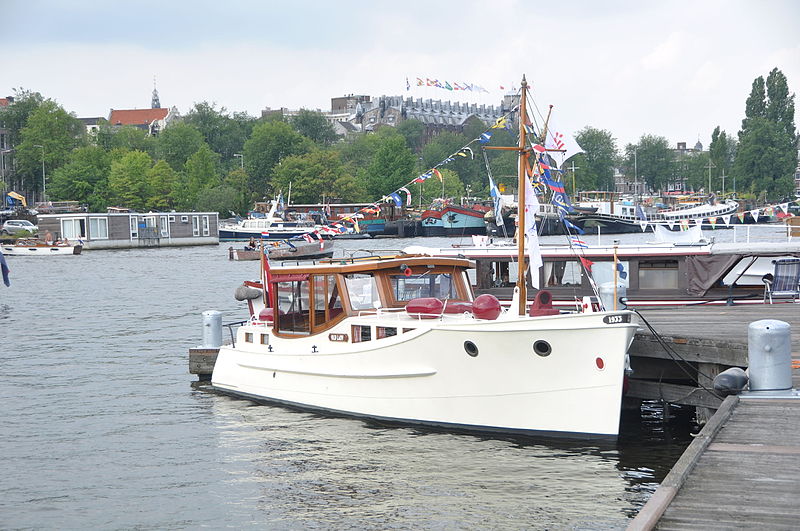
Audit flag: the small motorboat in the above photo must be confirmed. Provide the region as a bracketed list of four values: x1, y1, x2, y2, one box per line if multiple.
[228, 239, 334, 261]
[1, 239, 83, 256]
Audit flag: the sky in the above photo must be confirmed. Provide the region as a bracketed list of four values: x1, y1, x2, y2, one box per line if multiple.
[2, 0, 799, 150]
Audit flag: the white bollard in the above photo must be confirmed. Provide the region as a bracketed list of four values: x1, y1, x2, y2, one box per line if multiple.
[202, 310, 223, 349]
[748, 319, 792, 391]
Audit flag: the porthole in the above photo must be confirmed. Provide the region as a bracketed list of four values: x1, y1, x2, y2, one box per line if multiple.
[464, 341, 479, 357]
[533, 340, 552, 357]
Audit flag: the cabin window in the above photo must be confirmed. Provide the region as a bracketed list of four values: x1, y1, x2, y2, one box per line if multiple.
[352, 325, 371, 342]
[244, 332, 253, 343]
[377, 326, 397, 339]
[260, 333, 269, 345]
[543, 261, 582, 287]
[312, 275, 343, 327]
[275, 280, 311, 335]
[591, 261, 630, 288]
[88, 217, 108, 239]
[345, 274, 380, 311]
[639, 260, 679, 289]
[403, 328, 415, 333]
[390, 273, 457, 301]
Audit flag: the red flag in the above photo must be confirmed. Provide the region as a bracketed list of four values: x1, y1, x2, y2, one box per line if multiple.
[579, 257, 594, 272]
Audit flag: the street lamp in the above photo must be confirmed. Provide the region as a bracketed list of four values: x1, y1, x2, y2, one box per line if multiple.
[233, 153, 244, 170]
[33, 144, 45, 202]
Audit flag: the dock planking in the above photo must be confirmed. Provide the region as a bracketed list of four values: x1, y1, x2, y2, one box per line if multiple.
[629, 396, 800, 530]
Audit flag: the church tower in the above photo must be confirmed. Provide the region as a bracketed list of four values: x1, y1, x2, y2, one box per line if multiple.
[151, 77, 161, 109]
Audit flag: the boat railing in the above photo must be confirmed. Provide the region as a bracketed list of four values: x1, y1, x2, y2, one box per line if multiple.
[223, 320, 249, 347]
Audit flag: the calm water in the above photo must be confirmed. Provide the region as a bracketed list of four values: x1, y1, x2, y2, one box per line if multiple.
[4, 226, 785, 529]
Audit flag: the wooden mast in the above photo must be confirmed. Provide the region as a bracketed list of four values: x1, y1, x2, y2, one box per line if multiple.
[516, 76, 528, 316]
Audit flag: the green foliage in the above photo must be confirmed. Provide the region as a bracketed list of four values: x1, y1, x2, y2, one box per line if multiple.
[108, 125, 156, 154]
[183, 102, 256, 161]
[145, 160, 179, 211]
[155, 123, 205, 171]
[573, 127, 618, 192]
[48, 146, 110, 204]
[395, 119, 426, 153]
[194, 185, 244, 217]
[623, 135, 674, 192]
[16, 100, 86, 199]
[243, 120, 312, 198]
[271, 150, 360, 203]
[107, 150, 153, 210]
[421, 131, 483, 190]
[765, 68, 796, 139]
[221, 168, 252, 214]
[735, 68, 797, 201]
[290, 109, 339, 147]
[364, 134, 416, 200]
[734, 117, 795, 201]
[708, 126, 736, 192]
[2, 88, 45, 147]
[185, 144, 221, 206]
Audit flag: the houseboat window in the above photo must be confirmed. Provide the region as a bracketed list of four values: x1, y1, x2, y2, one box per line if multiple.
[276, 280, 311, 335]
[88, 217, 108, 239]
[591, 261, 631, 288]
[377, 326, 397, 339]
[130, 216, 138, 239]
[160, 216, 169, 238]
[390, 273, 457, 301]
[192, 216, 200, 236]
[352, 325, 371, 343]
[202, 215, 210, 236]
[543, 261, 582, 288]
[62, 218, 86, 240]
[639, 260, 679, 289]
[345, 274, 380, 311]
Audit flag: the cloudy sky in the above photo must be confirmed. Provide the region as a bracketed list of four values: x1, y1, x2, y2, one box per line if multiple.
[3, 0, 798, 149]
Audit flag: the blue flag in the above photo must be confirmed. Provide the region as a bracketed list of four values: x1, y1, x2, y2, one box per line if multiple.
[488, 174, 503, 223]
[389, 192, 403, 207]
[616, 262, 628, 280]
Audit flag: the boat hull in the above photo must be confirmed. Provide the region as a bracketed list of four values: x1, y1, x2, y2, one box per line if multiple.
[212, 312, 637, 438]
[1, 244, 82, 256]
[229, 240, 335, 261]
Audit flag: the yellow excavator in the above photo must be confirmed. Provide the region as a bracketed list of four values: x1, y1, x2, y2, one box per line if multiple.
[6, 191, 27, 208]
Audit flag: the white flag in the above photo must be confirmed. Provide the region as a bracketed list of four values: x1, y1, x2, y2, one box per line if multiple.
[523, 176, 543, 289]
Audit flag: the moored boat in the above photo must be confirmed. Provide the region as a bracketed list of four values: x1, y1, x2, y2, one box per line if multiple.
[228, 239, 334, 261]
[1, 240, 83, 256]
[213, 254, 637, 438]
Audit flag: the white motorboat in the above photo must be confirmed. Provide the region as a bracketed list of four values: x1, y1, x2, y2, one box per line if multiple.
[213, 255, 638, 438]
[219, 199, 329, 241]
[1, 241, 83, 256]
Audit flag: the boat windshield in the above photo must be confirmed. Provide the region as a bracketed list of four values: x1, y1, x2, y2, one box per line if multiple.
[389, 273, 457, 301]
[344, 274, 380, 310]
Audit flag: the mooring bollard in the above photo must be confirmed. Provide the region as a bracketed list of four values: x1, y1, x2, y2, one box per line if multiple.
[748, 319, 792, 392]
[202, 310, 223, 349]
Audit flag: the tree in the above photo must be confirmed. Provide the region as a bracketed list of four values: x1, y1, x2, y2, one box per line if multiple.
[16, 100, 86, 200]
[109, 125, 156, 154]
[221, 167, 252, 214]
[183, 102, 256, 161]
[290, 109, 338, 147]
[145, 159, 179, 211]
[421, 130, 482, 190]
[107, 150, 153, 210]
[364, 134, 416, 200]
[734, 68, 797, 200]
[271, 150, 360, 203]
[194, 185, 243, 217]
[243, 120, 312, 197]
[708, 126, 736, 192]
[622, 135, 674, 192]
[48, 146, 110, 205]
[395, 119, 426, 153]
[2, 88, 44, 148]
[573, 126, 618, 192]
[184, 144, 221, 207]
[155, 122, 205, 171]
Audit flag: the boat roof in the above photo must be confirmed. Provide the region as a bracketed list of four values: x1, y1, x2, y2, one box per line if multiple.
[269, 254, 474, 276]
